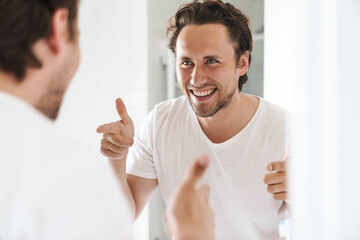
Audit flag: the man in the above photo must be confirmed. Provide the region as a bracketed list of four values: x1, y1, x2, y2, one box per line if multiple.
[0, 0, 214, 239]
[98, 0, 289, 239]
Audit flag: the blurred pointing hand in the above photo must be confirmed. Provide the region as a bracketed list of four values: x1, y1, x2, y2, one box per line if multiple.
[164, 155, 215, 240]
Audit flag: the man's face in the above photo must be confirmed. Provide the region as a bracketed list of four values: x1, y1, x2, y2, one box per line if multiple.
[175, 23, 242, 118]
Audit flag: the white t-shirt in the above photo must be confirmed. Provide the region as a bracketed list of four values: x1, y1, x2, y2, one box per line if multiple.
[0, 92, 132, 240]
[128, 95, 288, 240]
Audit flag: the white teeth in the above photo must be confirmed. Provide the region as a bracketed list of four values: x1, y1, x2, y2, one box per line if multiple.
[193, 89, 215, 97]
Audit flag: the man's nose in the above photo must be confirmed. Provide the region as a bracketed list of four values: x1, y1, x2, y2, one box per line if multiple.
[190, 66, 207, 87]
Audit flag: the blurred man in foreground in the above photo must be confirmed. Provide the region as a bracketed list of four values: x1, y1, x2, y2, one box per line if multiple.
[0, 0, 214, 239]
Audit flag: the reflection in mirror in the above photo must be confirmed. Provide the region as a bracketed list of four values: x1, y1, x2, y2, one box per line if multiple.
[58, 0, 286, 239]
[147, 1, 269, 240]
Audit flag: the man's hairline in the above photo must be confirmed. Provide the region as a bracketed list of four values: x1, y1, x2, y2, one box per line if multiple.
[172, 22, 240, 63]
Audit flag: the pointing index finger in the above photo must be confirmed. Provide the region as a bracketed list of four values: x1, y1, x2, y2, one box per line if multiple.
[96, 122, 120, 134]
[184, 155, 210, 186]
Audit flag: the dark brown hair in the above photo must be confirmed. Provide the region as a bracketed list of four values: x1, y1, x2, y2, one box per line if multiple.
[0, 0, 79, 81]
[167, 0, 253, 91]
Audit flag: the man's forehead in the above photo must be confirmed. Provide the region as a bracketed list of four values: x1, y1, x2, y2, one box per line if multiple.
[177, 23, 231, 41]
[176, 24, 234, 58]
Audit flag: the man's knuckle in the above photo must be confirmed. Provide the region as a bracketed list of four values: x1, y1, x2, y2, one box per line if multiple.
[275, 162, 281, 170]
[117, 137, 127, 146]
[263, 175, 269, 183]
[119, 148, 128, 153]
[273, 194, 281, 201]
[100, 147, 109, 156]
[280, 163, 286, 170]
[111, 136, 121, 145]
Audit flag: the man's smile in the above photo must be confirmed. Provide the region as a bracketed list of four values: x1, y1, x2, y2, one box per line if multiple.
[189, 88, 217, 101]
[191, 88, 216, 97]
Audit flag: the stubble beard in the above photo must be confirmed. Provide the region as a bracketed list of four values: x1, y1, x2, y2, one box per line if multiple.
[187, 84, 238, 118]
[36, 40, 79, 120]
[36, 55, 75, 120]
[36, 75, 67, 120]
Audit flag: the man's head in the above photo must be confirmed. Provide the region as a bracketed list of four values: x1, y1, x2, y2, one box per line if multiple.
[167, 0, 253, 118]
[0, 0, 80, 119]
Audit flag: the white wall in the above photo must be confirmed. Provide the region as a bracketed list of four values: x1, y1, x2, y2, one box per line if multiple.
[57, 0, 148, 147]
[265, 0, 360, 239]
[338, 1, 360, 237]
[264, 0, 293, 111]
[55, 1, 149, 240]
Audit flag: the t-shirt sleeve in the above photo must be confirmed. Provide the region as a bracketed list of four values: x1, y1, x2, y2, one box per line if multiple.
[127, 109, 158, 179]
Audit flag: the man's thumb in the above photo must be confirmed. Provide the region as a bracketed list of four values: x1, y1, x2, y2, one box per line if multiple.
[115, 98, 132, 124]
[184, 155, 210, 185]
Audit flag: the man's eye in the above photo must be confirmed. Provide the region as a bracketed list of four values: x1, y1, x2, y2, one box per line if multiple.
[181, 61, 193, 66]
[182, 61, 192, 65]
[206, 59, 218, 64]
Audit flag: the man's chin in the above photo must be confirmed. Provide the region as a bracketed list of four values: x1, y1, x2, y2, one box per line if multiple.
[36, 90, 64, 120]
[36, 101, 62, 120]
[191, 103, 217, 118]
[184, 93, 219, 117]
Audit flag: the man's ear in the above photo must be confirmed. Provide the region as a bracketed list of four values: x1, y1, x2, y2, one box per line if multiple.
[237, 51, 249, 76]
[47, 8, 70, 54]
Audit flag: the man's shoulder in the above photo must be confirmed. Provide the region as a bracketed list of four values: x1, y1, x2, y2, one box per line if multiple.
[260, 98, 290, 120]
[261, 98, 289, 114]
[149, 95, 191, 122]
[138, 95, 192, 137]
[0, 93, 132, 239]
[254, 98, 291, 130]
[0, 92, 105, 180]
[153, 95, 188, 113]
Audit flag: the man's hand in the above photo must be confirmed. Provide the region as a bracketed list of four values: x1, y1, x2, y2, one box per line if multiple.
[164, 155, 215, 240]
[96, 98, 134, 161]
[264, 148, 289, 201]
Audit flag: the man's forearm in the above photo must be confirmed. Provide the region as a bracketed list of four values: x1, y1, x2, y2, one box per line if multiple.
[109, 158, 136, 220]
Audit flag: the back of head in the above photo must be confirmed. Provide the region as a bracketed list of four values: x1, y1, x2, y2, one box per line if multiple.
[167, 0, 253, 91]
[0, 0, 79, 81]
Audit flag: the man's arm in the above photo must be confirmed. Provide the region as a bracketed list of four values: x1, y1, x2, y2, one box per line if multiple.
[127, 174, 157, 219]
[110, 159, 157, 220]
[97, 98, 157, 220]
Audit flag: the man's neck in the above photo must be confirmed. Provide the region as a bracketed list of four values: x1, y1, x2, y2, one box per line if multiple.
[197, 92, 260, 144]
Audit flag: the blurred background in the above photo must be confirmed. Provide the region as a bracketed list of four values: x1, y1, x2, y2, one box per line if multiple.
[55, 0, 360, 239]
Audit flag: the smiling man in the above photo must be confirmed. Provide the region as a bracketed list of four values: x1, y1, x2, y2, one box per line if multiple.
[98, 0, 289, 239]
[174, 23, 259, 144]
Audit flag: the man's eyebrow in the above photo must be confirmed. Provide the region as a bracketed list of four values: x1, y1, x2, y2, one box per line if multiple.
[179, 56, 192, 61]
[204, 55, 221, 59]
[178, 55, 221, 60]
